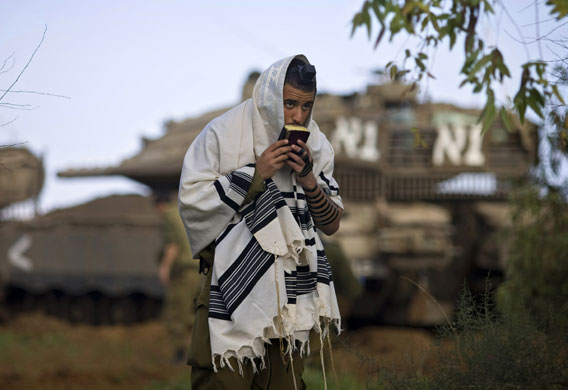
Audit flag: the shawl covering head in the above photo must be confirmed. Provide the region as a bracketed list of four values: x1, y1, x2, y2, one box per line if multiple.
[178, 54, 342, 371]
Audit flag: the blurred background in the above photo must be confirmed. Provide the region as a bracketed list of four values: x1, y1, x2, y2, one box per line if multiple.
[1, 1, 566, 389]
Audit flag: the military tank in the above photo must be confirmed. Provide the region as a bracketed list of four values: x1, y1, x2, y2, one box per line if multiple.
[317, 81, 536, 326]
[0, 194, 164, 324]
[0, 146, 45, 321]
[49, 73, 536, 327]
[0, 146, 44, 211]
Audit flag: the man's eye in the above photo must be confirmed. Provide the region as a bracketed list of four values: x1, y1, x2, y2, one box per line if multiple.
[302, 103, 312, 110]
[285, 102, 295, 109]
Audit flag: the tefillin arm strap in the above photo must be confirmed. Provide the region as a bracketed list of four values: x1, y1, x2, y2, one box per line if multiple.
[303, 184, 339, 226]
[298, 151, 313, 177]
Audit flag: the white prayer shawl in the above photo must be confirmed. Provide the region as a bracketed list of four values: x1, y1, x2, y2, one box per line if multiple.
[179, 55, 342, 371]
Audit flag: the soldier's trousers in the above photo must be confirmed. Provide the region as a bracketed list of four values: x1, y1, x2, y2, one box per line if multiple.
[188, 304, 306, 390]
[162, 267, 201, 353]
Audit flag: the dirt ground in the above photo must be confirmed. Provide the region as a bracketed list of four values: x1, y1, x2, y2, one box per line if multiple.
[0, 313, 434, 389]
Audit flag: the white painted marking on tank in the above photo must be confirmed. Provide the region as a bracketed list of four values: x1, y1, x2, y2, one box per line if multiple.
[8, 234, 33, 272]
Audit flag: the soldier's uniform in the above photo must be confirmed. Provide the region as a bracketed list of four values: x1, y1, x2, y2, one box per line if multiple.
[160, 203, 201, 361]
[323, 240, 362, 300]
[321, 240, 362, 323]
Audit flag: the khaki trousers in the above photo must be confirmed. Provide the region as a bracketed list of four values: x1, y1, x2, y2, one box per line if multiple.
[187, 277, 306, 390]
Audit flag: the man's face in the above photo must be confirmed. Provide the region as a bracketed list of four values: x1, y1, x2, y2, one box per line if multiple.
[283, 84, 315, 126]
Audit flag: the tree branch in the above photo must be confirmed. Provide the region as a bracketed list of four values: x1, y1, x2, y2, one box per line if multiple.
[0, 52, 15, 75]
[0, 89, 70, 100]
[0, 116, 19, 127]
[0, 25, 47, 103]
[501, 4, 531, 60]
[0, 103, 39, 111]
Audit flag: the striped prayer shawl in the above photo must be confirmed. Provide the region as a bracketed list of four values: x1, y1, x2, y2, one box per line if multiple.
[207, 165, 341, 371]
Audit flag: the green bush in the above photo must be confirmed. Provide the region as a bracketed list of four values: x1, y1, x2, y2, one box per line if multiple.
[497, 186, 568, 334]
[369, 285, 568, 390]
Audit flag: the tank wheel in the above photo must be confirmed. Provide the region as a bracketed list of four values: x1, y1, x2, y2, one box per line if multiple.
[68, 295, 96, 324]
[6, 287, 35, 314]
[140, 297, 161, 321]
[109, 297, 137, 325]
[41, 291, 68, 318]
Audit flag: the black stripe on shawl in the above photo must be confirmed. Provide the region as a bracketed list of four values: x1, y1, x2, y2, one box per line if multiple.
[284, 265, 317, 304]
[297, 265, 317, 295]
[217, 238, 274, 315]
[316, 249, 333, 285]
[213, 169, 254, 212]
[305, 237, 316, 246]
[281, 192, 306, 200]
[288, 205, 313, 231]
[285, 271, 297, 304]
[209, 285, 231, 320]
[215, 216, 244, 246]
[245, 180, 287, 234]
[319, 172, 340, 194]
[214, 180, 240, 212]
[229, 171, 253, 198]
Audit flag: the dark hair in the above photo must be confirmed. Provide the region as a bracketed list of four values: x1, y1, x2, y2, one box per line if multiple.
[284, 58, 317, 92]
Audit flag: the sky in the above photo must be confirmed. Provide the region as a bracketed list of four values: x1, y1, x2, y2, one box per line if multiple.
[0, 1, 562, 213]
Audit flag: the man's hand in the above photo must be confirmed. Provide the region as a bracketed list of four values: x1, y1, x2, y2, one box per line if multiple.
[286, 140, 317, 188]
[257, 139, 292, 180]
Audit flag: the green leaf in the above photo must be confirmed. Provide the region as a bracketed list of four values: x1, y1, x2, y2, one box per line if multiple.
[527, 89, 545, 119]
[415, 57, 426, 71]
[514, 89, 527, 124]
[449, 30, 456, 49]
[390, 64, 398, 80]
[430, 14, 441, 32]
[363, 9, 372, 39]
[535, 62, 545, 78]
[461, 49, 480, 74]
[479, 88, 496, 133]
[547, 0, 568, 19]
[552, 84, 566, 105]
[370, 1, 384, 22]
[374, 25, 386, 49]
[421, 16, 429, 31]
[350, 13, 363, 37]
[469, 53, 492, 78]
[500, 107, 514, 132]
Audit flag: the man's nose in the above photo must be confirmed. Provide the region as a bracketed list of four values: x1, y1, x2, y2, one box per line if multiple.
[292, 107, 303, 124]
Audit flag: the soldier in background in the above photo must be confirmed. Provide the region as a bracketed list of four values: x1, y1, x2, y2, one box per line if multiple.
[155, 192, 201, 364]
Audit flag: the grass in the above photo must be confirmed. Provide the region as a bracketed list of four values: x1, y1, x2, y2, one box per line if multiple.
[145, 371, 190, 390]
[303, 366, 366, 390]
[365, 286, 568, 390]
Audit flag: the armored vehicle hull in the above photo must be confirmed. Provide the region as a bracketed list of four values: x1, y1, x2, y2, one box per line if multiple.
[0, 195, 164, 324]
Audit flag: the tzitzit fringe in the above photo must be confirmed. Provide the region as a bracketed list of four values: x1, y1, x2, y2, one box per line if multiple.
[273, 254, 298, 390]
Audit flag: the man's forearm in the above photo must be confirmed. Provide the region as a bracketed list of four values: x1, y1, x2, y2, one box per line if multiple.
[303, 183, 342, 235]
[243, 167, 266, 205]
[161, 244, 179, 268]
